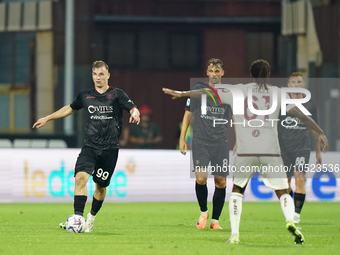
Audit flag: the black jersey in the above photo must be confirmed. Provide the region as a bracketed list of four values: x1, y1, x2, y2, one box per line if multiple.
[278, 99, 318, 154]
[185, 86, 230, 146]
[70, 86, 136, 149]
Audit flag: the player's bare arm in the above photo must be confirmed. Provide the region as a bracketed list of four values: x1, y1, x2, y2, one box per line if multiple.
[129, 107, 140, 125]
[179, 111, 191, 155]
[162, 88, 190, 99]
[288, 107, 328, 152]
[311, 129, 322, 164]
[162, 88, 204, 99]
[32, 105, 76, 129]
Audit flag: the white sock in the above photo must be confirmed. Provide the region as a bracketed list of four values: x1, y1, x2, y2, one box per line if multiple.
[280, 194, 294, 222]
[211, 219, 218, 224]
[200, 210, 208, 217]
[229, 192, 243, 237]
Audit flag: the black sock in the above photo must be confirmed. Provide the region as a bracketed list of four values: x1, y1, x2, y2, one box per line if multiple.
[90, 197, 104, 216]
[74, 195, 87, 216]
[294, 193, 306, 214]
[195, 182, 208, 212]
[212, 187, 226, 220]
[289, 190, 294, 198]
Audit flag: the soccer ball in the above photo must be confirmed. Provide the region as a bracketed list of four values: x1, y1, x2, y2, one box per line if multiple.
[65, 214, 86, 233]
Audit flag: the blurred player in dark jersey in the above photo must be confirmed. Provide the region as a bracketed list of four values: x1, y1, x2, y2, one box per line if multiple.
[33, 60, 140, 232]
[279, 72, 322, 224]
[179, 58, 230, 230]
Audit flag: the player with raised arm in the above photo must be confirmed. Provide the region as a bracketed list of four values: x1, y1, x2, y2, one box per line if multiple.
[33, 60, 140, 232]
[180, 58, 230, 230]
[279, 72, 321, 224]
[162, 59, 328, 245]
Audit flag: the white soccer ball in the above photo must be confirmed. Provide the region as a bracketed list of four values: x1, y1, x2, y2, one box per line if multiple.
[65, 214, 86, 233]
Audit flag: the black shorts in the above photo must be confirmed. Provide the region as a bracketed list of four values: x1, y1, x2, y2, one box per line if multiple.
[192, 142, 229, 177]
[75, 146, 119, 187]
[281, 150, 310, 178]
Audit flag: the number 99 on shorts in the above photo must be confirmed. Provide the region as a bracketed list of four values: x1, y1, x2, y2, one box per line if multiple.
[95, 168, 110, 180]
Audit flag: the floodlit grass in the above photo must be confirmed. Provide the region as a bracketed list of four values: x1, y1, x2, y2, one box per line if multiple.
[0, 202, 339, 255]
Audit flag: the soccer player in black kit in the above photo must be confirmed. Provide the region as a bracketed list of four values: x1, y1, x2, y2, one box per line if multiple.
[179, 58, 230, 229]
[279, 72, 322, 224]
[33, 60, 140, 232]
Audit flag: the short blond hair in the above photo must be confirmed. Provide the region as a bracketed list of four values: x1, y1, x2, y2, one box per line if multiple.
[92, 60, 109, 71]
[290, 72, 303, 78]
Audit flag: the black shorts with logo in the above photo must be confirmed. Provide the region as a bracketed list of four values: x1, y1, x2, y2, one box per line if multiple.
[75, 146, 119, 187]
[192, 142, 229, 177]
[281, 150, 310, 178]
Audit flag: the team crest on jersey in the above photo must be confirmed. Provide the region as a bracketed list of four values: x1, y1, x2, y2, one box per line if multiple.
[252, 130, 260, 137]
[220, 88, 230, 93]
[107, 93, 113, 99]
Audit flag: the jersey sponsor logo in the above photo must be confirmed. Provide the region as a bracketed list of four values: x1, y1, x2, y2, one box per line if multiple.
[201, 115, 221, 120]
[90, 115, 113, 120]
[186, 99, 190, 107]
[88, 105, 113, 114]
[205, 106, 225, 114]
[282, 116, 300, 125]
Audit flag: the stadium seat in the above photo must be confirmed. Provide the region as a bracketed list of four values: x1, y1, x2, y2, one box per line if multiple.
[0, 139, 12, 148]
[13, 139, 30, 148]
[31, 139, 48, 148]
[48, 140, 67, 148]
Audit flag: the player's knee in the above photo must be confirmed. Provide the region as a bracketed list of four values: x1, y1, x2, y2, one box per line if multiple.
[232, 185, 244, 194]
[214, 178, 226, 188]
[275, 189, 288, 199]
[196, 178, 207, 185]
[75, 172, 89, 187]
[295, 178, 305, 188]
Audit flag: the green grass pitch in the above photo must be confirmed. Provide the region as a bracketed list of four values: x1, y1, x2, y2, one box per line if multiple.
[0, 202, 339, 255]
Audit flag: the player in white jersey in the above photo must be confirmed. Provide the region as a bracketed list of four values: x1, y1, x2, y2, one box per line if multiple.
[162, 59, 328, 245]
[218, 82, 283, 155]
[217, 81, 290, 190]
